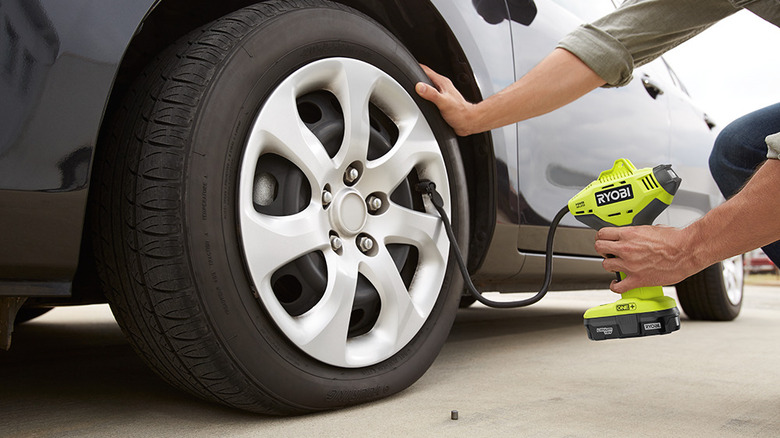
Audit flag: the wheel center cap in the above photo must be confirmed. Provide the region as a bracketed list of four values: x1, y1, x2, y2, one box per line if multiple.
[330, 189, 367, 236]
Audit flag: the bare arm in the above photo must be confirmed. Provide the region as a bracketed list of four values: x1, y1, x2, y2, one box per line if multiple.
[415, 48, 606, 136]
[596, 159, 780, 293]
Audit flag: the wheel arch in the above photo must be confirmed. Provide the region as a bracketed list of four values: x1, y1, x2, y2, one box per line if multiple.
[82, 0, 496, 294]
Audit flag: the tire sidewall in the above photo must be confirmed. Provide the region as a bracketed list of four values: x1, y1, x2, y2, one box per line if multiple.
[183, 5, 466, 409]
[677, 261, 743, 321]
[714, 260, 743, 318]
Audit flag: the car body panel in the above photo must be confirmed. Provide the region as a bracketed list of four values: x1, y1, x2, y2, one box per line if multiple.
[0, 0, 155, 190]
[486, 0, 718, 289]
[0, 0, 720, 298]
[430, 0, 520, 226]
[0, 0, 155, 293]
[662, 60, 724, 227]
[420, 0, 718, 292]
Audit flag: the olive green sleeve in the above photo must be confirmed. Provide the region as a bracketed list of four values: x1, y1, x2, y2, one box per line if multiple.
[557, 0, 740, 87]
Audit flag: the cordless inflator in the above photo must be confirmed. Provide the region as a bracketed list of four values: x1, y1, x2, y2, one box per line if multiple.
[417, 158, 682, 341]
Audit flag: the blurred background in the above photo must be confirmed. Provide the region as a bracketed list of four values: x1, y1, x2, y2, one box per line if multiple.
[664, 9, 780, 127]
[664, 10, 780, 279]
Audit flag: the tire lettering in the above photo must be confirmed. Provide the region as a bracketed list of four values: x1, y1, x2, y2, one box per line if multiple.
[325, 386, 391, 403]
[201, 179, 208, 221]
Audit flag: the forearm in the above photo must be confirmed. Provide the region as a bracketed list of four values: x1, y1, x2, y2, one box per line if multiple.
[469, 49, 605, 133]
[684, 159, 780, 270]
[471, 0, 737, 133]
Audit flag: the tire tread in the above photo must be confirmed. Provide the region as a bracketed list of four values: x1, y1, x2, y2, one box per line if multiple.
[90, 0, 352, 414]
[676, 262, 741, 321]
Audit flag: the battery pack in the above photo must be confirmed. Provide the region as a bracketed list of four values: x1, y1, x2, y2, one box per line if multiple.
[584, 307, 680, 341]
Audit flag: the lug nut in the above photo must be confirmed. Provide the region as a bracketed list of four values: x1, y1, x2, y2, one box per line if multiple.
[330, 236, 343, 252]
[322, 189, 333, 206]
[345, 166, 360, 184]
[367, 196, 382, 212]
[358, 236, 374, 253]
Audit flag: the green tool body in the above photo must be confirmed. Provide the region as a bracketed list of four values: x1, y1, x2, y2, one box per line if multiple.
[568, 159, 682, 340]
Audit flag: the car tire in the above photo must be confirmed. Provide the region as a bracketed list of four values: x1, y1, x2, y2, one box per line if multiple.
[675, 255, 743, 321]
[91, 0, 467, 414]
[459, 294, 477, 308]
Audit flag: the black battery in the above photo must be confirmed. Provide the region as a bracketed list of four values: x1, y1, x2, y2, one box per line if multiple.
[584, 307, 680, 341]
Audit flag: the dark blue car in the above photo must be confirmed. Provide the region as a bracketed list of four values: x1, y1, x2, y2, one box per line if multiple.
[0, 0, 742, 414]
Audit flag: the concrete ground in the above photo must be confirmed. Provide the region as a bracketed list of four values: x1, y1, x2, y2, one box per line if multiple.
[2, 282, 779, 437]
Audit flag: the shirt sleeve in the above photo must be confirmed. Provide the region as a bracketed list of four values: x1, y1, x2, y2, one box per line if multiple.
[557, 0, 741, 87]
[766, 133, 780, 160]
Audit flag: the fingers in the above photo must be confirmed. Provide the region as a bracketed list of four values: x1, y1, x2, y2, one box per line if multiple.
[415, 64, 476, 136]
[416, 65, 449, 104]
[420, 64, 436, 78]
[601, 258, 633, 293]
[597, 227, 632, 293]
[415, 82, 436, 101]
[420, 64, 450, 90]
[594, 239, 619, 259]
[596, 225, 691, 293]
[609, 278, 634, 294]
[596, 227, 621, 241]
[594, 228, 620, 256]
[601, 256, 623, 273]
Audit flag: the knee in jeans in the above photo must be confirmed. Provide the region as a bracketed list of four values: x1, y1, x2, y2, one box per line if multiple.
[709, 134, 730, 175]
[709, 119, 754, 171]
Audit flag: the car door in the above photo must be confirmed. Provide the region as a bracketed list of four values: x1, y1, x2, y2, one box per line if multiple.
[661, 60, 721, 227]
[508, 0, 673, 255]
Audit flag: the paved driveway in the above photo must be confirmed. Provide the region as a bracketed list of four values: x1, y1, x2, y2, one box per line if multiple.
[2, 284, 779, 437]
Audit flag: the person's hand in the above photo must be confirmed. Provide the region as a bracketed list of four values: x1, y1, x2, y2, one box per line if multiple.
[594, 225, 701, 293]
[415, 65, 479, 136]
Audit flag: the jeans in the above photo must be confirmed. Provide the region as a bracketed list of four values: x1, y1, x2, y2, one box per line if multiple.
[708, 102, 780, 265]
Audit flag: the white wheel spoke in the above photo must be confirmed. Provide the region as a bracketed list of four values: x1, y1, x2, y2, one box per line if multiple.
[246, 80, 335, 188]
[295, 262, 358, 362]
[370, 204, 447, 258]
[330, 63, 383, 167]
[361, 250, 427, 338]
[240, 206, 328, 283]
[363, 115, 442, 194]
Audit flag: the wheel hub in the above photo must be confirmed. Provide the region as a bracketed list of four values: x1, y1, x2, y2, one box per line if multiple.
[329, 189, 367, 236]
